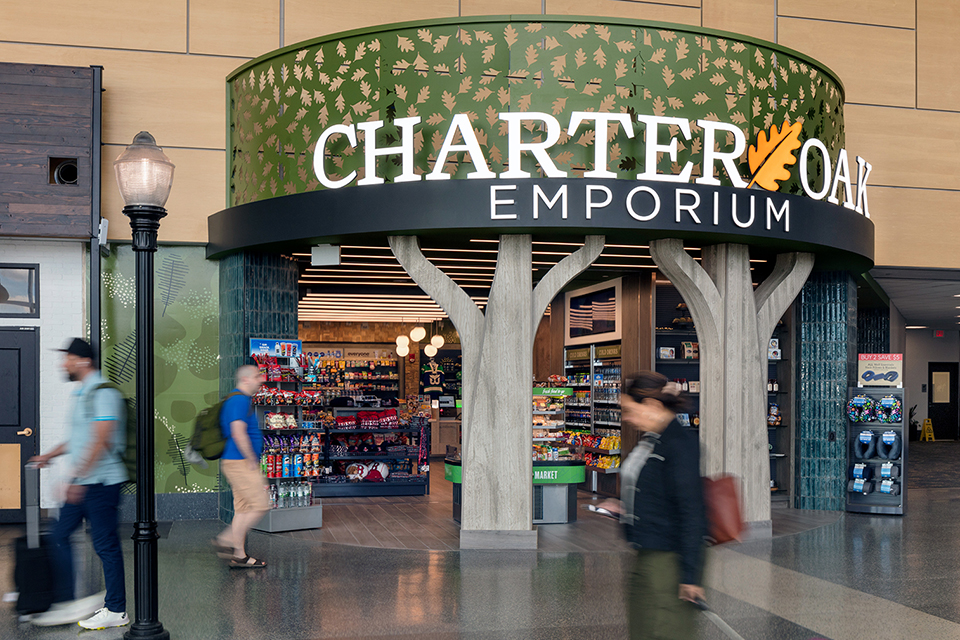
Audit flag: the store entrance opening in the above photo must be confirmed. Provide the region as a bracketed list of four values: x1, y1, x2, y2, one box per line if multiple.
[0, 327, 39, 523]
[928, 362, 959, 440]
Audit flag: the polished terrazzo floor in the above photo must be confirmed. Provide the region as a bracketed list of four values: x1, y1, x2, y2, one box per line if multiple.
[3, 477, 960, 639]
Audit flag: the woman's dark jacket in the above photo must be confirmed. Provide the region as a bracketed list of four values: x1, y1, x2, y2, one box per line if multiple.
[623, 419, 706, 585]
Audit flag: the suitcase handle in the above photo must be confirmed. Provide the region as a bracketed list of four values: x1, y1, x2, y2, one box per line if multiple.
[24, 463, 41, 549]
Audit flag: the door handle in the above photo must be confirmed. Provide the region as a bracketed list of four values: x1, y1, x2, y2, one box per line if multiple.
[16, 428, 33, 437]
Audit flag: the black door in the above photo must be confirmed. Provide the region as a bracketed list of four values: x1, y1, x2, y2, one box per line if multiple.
[0, 327, 40, 523]
[928, 362, 960, 440]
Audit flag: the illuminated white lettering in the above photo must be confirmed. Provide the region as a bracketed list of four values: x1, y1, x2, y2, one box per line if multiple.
[586, 185, 612, 220]
[827, 148, 855, 210]
[533, 184, 568, 219]
[799, 138, 831, 200]
[626, 186, 660, 222]
[855, 155, 872, 218]
[695, 120, 747, 187]
[490, 185, 517, 219]
[766, 199, 789, 232]
[636, 116, 694, 183]
[567, 112, 635, 179]
[356, 117, 421, 186]
[313, 124, 357, 189]
[427, 113, 495, 181]
[675, 188, 701, 223]
[499, 112, 566, 179]
[733, 195, 755, 228]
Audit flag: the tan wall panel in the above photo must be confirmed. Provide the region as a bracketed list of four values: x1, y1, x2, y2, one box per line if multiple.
[918, 1, 960, 111]
[190, 0, 280, 58]
[0, 43, 239, 150]
[778, 18, 915, 107]
[461, 0, 543, 15]
[778, 0, 915, 29]
[544, 0, 700, 24]
[0, 0, 186, 53]
[869, 187, 960, 269]
[702, 0, 775, 42]
[845, 104, 960, 191]
[102, 146, 224, 244]
[283, 0, 459, 45]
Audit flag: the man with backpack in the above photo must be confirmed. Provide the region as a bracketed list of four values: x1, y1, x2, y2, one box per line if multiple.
[211, 364, 270, 568]
[29, 338, 129, 629]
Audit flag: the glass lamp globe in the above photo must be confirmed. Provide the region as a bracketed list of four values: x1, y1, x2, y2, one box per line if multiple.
[430, 334, 445, 348]
[424, 344, 438, 357]
[396, 344, 410, 357]
[410, 326, 426, 342]
[113, 131, 175, 207]
[396, 335, 410, 347]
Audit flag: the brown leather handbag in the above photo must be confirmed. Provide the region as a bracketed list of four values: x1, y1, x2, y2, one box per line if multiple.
[702, 474, 745, 544]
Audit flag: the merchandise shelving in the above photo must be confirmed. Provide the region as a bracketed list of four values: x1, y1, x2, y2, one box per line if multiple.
[845, 387, 906, 515]
[532, 387, 572, 457]
[654, 283, 794, 500]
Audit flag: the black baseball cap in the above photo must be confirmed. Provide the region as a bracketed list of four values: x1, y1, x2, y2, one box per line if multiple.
[58, 338, 95, 361]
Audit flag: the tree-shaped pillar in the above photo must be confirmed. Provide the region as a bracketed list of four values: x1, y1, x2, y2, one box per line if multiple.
[390, 234, 605, 549]
[650, 239, 814, 531]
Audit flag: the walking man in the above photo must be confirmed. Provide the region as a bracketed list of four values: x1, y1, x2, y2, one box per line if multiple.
[30, 338, 129, 629]
[212, 364, 269, 568]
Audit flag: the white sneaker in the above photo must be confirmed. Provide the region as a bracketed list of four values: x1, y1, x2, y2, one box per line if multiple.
[31, 592, 105, 627]
[78, 607, 129, 630]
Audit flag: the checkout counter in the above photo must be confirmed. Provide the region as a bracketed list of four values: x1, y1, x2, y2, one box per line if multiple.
[444, 458, 586, 524]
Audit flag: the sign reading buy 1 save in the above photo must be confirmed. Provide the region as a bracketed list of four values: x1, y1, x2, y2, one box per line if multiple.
[858, 354, 902, 387]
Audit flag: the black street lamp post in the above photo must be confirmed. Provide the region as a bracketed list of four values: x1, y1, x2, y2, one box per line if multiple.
[114, 131, 174, 640]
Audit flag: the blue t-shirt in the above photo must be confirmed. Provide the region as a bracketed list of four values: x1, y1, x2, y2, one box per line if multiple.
[70, 371, 128, 485]
[219, 391, 262, 460]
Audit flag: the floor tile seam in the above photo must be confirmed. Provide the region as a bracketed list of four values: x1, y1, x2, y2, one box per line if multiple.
[710, 546, 960, 639]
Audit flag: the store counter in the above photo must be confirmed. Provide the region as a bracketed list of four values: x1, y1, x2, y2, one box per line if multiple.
[445, 459, 586, 525]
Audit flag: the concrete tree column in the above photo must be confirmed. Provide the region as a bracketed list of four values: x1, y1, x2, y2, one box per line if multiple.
[650, 239, 813, 532]
[390, 234, 604, 549]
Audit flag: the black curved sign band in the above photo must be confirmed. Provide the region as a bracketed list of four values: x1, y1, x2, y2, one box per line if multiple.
[207, 178, 874, 269]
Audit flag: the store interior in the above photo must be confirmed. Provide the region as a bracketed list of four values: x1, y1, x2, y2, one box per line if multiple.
[234, 236, 960, 531]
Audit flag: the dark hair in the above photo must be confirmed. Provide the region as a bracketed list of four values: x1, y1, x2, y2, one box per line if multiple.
[623, 371, 688, 412]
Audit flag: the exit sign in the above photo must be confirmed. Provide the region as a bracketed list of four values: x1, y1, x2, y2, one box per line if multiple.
[934, 330, 945, 338]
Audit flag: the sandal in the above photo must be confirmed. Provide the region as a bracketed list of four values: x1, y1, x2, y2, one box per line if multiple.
[228, 555, 266, 569]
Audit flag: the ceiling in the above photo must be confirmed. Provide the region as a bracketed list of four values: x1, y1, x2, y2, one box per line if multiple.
[293, 240, 781, 323]
[871, 267, 960, 331]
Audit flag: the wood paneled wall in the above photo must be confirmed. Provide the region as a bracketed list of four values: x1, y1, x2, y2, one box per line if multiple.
[0, 63, 94, 238]
[0, 1, 954, 269]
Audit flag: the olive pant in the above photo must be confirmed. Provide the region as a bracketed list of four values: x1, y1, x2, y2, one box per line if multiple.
[627, 548, 698, 640]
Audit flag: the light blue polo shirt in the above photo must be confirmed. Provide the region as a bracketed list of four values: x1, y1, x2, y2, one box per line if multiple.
[69, 371, 128, 486]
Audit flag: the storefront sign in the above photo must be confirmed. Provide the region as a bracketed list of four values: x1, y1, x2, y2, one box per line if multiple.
[250, 338, 301, 357]
[445, 461, 585, 484]
[211, 16, 874, 271]
[858, 354, 902, 387]
[596, 344, 621, 358]
[532, 387, 573, 397]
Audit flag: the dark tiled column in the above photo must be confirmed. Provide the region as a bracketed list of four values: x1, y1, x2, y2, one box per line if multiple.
[795, 272, 857, 511]
[217, 251, 299, 522]
[857, 307, 890, 355]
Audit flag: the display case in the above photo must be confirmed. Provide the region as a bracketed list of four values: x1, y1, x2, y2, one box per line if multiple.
[845, 388, 906, 515]
[654, 283, 794, 501]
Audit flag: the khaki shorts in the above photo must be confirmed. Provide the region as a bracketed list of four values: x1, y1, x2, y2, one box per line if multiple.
[220, 459, 269, 513]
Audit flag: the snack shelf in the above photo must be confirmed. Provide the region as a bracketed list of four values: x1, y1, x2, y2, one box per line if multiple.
[586, 466, 620, 474]
[582, 446, 620, 455]
[327, 454, 421, 461]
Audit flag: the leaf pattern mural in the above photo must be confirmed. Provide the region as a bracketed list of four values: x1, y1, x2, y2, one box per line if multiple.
[229, 17, 845, 204]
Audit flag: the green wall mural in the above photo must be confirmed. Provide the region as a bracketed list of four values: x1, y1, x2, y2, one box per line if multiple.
[101, 245, 220, 493]
[228, 16, 845, 206]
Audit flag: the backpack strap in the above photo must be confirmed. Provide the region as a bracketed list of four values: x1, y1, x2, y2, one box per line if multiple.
[82, 381, 124, 459]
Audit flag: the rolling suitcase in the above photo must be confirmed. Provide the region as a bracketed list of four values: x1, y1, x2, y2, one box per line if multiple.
[693, 600, 746, 640]
[14, 464, 55, 615]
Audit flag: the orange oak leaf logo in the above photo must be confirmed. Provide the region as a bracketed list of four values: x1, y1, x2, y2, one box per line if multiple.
[747, 120, 802, 190]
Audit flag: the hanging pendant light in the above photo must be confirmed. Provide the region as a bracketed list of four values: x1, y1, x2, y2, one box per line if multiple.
[396, 343, 410, 357]
[396, 335, 410, 347]
[424, 344, 438, 358]
[410, 325, 426, 342]
[430, 334, 444, 348]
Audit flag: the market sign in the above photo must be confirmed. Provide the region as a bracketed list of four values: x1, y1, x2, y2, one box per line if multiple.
[858, 354, 903, 387]
[211, 16, 874, 270]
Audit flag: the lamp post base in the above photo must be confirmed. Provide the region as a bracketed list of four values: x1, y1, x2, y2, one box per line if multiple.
[124, 623, 170, 640]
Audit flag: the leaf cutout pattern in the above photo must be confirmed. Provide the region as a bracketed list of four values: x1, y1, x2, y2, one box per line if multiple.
[229, 18, 846, 201]
[747, 120, 802, 190]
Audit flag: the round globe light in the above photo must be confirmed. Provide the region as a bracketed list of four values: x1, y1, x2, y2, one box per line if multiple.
[396, 335, 410, 347]
[396, 344, 410, 357]
[430, 334, 445, 348]
[424, 344, 438, 358]
[410, 326, 426, 342]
